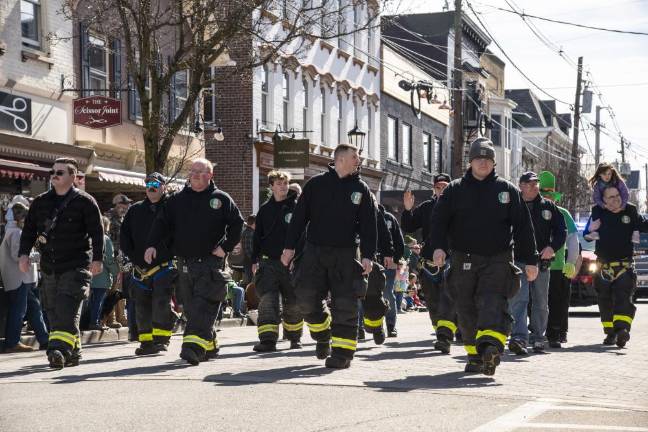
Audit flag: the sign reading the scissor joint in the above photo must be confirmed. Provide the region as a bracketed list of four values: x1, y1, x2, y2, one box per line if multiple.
[73, 96, 121, 129]
[0, 91, 32, 135]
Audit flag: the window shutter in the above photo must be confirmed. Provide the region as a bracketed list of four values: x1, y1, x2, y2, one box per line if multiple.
[128, 75, 136, 120]
[79, 22, 90, 97]
[111, 39, 122, 99]
[169, 57, 176, 124]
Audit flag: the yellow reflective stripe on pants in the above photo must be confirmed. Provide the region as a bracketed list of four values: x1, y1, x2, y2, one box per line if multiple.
[258, 324, 279, 335]
[363, 317, 383, 328]
[152, 328, 173, 337]
[476, 329, 507, 346]
[139, 333, 153, 342]
[613, 315, 633, 325]
[602, 321, 613, 328]
[49, 331, 77, 348]
[331, 337, 357, 351]
[464, 344, 477, 355]
[183, 335, 215, 351]
[437, 320, 457, 334]
[307, 315, 332, 333]
[282, 320, 304, 332]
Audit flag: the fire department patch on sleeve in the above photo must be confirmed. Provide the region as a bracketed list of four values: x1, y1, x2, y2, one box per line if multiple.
[498, 191, 510, 204]
[542, 210, 552, 220]
[622, 215, 631, 224]
[285, 212, 292, 223]
[386, 220, 393, 229]
[351, 192, 362, 205]
[210, 198, 222, 209]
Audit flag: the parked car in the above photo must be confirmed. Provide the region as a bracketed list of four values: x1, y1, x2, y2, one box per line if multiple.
[570, 230, 599, 307]
[634, 231, 648, 301]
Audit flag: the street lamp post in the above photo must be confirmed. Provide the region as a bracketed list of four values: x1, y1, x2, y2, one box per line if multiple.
[347, 122, 366, 155]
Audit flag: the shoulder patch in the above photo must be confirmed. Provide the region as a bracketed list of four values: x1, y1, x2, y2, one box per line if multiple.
[351, 191, 362, 205]
[386, 220, 393, 229]
[621, 215, 631, 224]
[210, 198, 222, 209]
[285, 212, 293, 224]
[542, 209, 552, 221]
[498, 191, 510, 204]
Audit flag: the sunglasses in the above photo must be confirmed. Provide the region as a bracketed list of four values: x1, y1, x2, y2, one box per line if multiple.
[146, 181, 161, 189]
[49, 169, 66, 177]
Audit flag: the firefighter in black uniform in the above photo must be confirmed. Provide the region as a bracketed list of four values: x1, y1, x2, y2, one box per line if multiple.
[584, 185, 648, 348]
[282, 144, 377, 369]
[423, 138, 538, 375]
[120, 172, 176, 356]
[19, 158, 104, 369]
[359, 199, 395, 345]
[145, 158, 243, 365]
[251, 170, 303, 352]
[402, 173, 458, 351]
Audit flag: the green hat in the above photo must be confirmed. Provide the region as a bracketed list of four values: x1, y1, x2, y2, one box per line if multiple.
[538, 171, 562, 202]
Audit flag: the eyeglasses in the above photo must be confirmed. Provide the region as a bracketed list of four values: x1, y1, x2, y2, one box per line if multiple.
[146, 181, 161, 189]
[49, 169, 66, 177]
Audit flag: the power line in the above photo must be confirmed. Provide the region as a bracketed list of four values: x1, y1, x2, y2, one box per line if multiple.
[472, 2, 648, 36]
[465, 2, 572, 105]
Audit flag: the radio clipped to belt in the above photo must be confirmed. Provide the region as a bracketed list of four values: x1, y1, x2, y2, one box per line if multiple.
[600, 261, 633, 283]
[132, 260, 176, 291]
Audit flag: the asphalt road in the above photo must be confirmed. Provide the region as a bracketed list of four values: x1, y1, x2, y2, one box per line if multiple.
[1, 303, 647, 431]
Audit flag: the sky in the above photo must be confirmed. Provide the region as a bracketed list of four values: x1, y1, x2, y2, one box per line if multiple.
[384, 0, 648, 202]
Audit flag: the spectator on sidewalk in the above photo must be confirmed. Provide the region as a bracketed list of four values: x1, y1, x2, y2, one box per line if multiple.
[226, 280, 245, 318]
[1, 202, 49, 352]
[240, 215, 256, 286]
[88, 216, 119, 331]
[394, 261, 409, 314]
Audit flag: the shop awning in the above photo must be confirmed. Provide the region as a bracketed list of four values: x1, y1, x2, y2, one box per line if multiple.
[0, 158, 51, 180]
[93, 166, 185, 188]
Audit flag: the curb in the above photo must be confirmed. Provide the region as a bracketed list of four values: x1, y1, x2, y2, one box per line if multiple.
[18, 316, 253, 348]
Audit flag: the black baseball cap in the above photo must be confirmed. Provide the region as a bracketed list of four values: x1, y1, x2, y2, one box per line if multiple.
[145, 172, 167, 184]
[519, 171, 539, 183]
[433, 173, 451, 184]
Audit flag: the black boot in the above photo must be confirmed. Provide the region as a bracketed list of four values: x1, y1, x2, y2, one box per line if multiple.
[508, 339, 528, 356]
[387, 326, 397, 338]
[154, 342, 169, 352]
[289, 340, 303, 349]
[454, 330, 463, 344]
[253, 341, 277, 352]
[357, 328, 366, 340]
[464, 357, 483, 373]
[204, 347, 220, 360]
[373, 326, 386, 345]
[47, 350, 65, 370]
[135, 342, 161, 356]
[548, 339, 562, 348]
[325, 356, 351, 369]
[434, 336, 451, 354]
[559, 333, 568, 343]
[616, 329, 630, 348]
[180, 346, 201, 365]
[316, 341, 331, 360]
[603, 333, 617, 345]
[481, 345, 501, 376]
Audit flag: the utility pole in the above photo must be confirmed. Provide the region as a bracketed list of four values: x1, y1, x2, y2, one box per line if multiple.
[451, 0, 464, 179]
[594, 105, 601, 167]
[568, 56, 584, 215]
[619, 136, 626, 164]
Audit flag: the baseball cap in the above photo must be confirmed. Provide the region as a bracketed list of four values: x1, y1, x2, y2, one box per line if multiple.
[433, 173, 451, 184]
[519, 171, 539, 183]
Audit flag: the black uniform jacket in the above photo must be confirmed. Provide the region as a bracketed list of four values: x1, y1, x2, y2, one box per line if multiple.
[584, 203, 647, 262]
[380, 205, 405, 262]
[147, 182, 244, 259]
[252, 190, 298, 263]
[514, 194, 566, 263]
[401, 198, 437, 241]
[285, 164, 377, 260]
[121, 196, 173, 268]
[423, 169, 538, 264]
[19, 187, 104, 274]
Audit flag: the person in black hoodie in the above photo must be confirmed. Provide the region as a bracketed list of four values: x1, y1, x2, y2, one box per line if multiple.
[251, 170, 303, 352]
[423, 138, 538, 376]
[19, 158, 103, 369]
[145, 158, 244, 365]
[120, 172, 176, 356]
[282, 144, 377, 369]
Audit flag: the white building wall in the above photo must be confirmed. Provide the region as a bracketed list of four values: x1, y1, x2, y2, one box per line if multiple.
[0, 0, 74, 144]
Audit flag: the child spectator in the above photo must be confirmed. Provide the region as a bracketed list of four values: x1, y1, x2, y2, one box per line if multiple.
[586, 162, 639, 243]
[394, 261, 409, 313]
[404, 273, 423, 310]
